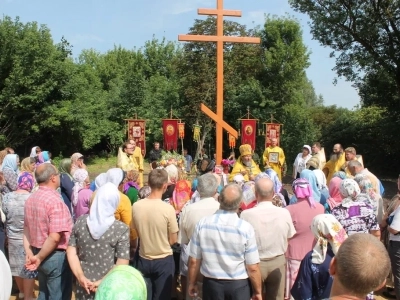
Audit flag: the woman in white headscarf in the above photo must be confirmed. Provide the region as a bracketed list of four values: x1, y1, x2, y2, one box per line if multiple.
[291, 214, 347, 300]
[292, 145, 312, 179]
[67, 182, 130, 300]
[90, 168, 135, 245]
[94, 173, 107, 190]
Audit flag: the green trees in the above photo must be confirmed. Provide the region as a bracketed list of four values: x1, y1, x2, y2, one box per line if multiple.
[8, 14, 391, 172]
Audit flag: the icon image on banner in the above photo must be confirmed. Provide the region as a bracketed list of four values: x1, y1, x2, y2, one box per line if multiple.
[132, 126, 141, 138]
[166, 125, 175, 136]
[245, 125, 253, 135]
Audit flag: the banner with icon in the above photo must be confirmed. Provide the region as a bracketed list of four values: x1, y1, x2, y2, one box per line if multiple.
[162, 119, 179, 151]
[127, 119, 146, 156]
[241, 119, 256, 150]
[265, 123, 281, 147]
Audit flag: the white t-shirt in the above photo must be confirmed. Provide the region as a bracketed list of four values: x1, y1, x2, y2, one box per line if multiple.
[389, 206, 400, 241]
[293, 153, 311, 175]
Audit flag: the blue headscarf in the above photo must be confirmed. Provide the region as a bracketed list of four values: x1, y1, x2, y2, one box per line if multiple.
[300, 169, 321, 202]
[290, 169, 323, 205]
[1, 154, 19, 174]
[41, 151, 50, 162]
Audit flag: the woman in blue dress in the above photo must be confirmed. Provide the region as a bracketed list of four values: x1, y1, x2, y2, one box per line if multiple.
[291, 214, 348, 300]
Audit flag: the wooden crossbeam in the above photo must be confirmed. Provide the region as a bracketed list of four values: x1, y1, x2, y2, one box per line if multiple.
[198, 9, 242, 17]
[178, 35, 260, 44]
[201, 104, 238, 138]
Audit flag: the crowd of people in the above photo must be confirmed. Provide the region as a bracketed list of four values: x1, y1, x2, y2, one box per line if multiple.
[0, 140, 398, 300]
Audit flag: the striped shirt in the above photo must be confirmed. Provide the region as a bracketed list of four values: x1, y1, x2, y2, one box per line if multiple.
[189, 209, 260, 280]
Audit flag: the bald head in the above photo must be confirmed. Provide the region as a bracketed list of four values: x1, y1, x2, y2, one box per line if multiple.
[255, 178, 274, 202]
[219, 184, 243, 211]
[270, 138, 277, 147]
[35, 163, 59, 189]
[330, 233, 390, 298]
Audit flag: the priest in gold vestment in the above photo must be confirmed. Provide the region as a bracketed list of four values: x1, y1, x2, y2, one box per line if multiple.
[229, 144, 261, 182]
[322, 143, 346, 184]
[117, 142, 139, 175]
[262, 138, 285, 181]
[129, 139, 144, 187]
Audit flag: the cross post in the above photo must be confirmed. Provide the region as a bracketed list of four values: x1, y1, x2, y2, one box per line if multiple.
[178, 0, 260, 164]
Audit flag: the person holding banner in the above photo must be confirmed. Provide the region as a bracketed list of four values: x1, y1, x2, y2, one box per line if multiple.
[263, 138, 285, 181]
[130, 139, 144, 187]
[229, 144, 261, 182]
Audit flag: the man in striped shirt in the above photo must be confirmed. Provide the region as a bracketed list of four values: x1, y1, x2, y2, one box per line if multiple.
[187, 184, 262, 300]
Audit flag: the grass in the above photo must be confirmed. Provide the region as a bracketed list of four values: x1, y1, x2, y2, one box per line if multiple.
[85, 156, 118, 179]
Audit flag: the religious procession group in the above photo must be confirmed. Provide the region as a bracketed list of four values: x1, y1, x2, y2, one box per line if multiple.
[0, 137, 398, 300]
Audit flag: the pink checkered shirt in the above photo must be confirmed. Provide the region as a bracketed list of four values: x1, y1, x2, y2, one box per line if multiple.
[24, 186, 73, 250]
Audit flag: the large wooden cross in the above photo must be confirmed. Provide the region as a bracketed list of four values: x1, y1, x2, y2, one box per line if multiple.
[178, 0, 260, 164]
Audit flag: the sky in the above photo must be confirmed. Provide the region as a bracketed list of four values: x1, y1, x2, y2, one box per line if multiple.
[0, 0, 360, 109]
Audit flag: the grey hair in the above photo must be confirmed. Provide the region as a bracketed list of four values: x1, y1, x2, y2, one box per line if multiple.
[35, 164, 58, 184]
[197, 173, 218, 198]
[219, 184, 243, 211]
[255, 178, 274, 199]
[348, 160, 362, 168]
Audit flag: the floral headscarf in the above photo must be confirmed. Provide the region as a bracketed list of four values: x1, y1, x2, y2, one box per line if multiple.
[17, 172, 34, 192]
[165, 164, 178, 185]
[354, 174, 378, 201]
[292, 178, 316, 208]
[72, 169, 89, 206]
[327, 177, 343, 210]
[311, 214, 348, 264]
[339, 178, 368, 208]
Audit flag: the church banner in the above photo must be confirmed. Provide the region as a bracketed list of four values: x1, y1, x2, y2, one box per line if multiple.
[228, 133, 236, 149]
[127, 119, 146, 156]
[241, 119, 256, 150]
[162, 119, 179, 151]
[265, 123, 281, 147]
[178, 122, 185, 139]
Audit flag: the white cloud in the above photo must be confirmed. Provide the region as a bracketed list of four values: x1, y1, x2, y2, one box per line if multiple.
[69, 34, 105, 45]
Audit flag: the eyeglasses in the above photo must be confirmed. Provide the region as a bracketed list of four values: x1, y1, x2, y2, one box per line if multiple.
[126, 147, 134, 150]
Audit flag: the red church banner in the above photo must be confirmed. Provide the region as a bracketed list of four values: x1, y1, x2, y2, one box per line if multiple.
[265, 123, 281, 147]
[127, 119, 146, 156]
[241, 119, 256, 150]
[162, 119, 179, 151]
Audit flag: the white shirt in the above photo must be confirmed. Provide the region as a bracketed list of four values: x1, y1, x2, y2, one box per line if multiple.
[189, 210, 260, 279]
[178, 197, 220, 245]
[293, 153, 311, 175]
[313, 169, 327, 189]
[241, 201, 296, 259]
[390, 206, 400, 242]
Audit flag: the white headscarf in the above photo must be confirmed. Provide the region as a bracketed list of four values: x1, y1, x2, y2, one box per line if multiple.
[87, 182, 120, 240]
[95, 173, 107, 189]
[165, 164, 178, 184]
[30, 146, 38, 158]
[106, 168, 125, 187]
[0, 250, 12, 300]
[72, 169, 89, 206]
